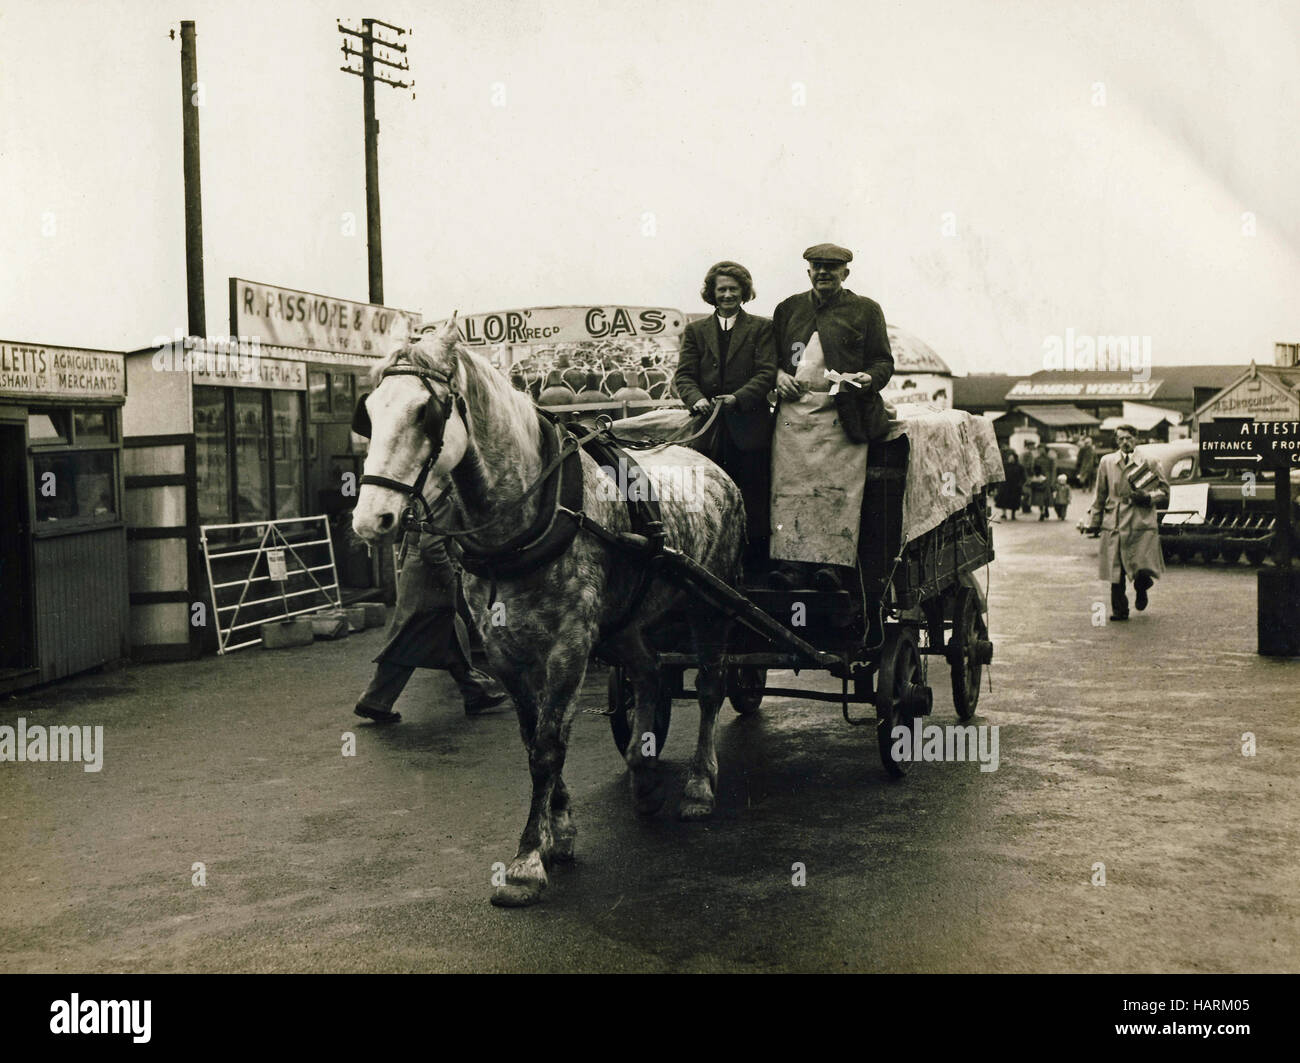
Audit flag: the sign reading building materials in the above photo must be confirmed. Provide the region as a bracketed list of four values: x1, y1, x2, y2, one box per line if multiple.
[0, 341, 125, 400]
[230, 278, 422, 356]
[192, 354, 306, 390]
[1200, 420, 1300, 469]
[427, 306, 686, 347]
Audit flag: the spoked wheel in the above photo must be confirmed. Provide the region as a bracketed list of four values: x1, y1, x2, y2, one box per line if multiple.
[608, 665, 672, 757]
[727, 665, 767, 716]
[876, 626, 932, 778]
[948, 583, 993, 721]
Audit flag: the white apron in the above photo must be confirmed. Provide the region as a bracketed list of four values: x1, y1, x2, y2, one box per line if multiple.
[769, 333, 870, 566]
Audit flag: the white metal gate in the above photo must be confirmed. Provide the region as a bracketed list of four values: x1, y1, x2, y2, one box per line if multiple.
[200, 515, 342, 653]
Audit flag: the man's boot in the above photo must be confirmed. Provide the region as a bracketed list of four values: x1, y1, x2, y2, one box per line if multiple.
[1134, 572, 1152, 612]
[451, 663, 510, 715]
[1110, 577, 1129, 621]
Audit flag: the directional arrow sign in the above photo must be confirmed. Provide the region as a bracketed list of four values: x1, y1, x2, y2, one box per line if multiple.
[1200, 419, 1300, 470]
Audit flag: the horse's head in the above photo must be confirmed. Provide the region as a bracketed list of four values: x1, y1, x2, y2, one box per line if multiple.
[351, 317, 469, 541]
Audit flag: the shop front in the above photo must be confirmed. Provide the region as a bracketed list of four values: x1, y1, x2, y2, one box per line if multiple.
[0, 341, 129, 692]
[122, 279, 420, 658]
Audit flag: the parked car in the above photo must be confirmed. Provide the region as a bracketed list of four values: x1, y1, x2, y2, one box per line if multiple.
[1138, 440, 1300, 565]
[1045, 442, 1078, 483]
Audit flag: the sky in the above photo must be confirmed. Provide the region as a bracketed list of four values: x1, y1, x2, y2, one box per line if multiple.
[2, 0, 1299, 375]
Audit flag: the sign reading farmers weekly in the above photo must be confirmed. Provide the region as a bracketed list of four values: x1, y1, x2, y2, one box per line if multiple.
[428, 306, 686, 347]
[0, 341, 125, 400]
[229, 278, 422, 356]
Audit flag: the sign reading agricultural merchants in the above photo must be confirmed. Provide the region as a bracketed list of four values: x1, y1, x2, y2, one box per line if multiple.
[230, 278, 422, 356]
[192, 354, 306, 391]
[0, 341, 125, 401]
[1200, 420, 1300, 469]
[427, 306, 686, 348]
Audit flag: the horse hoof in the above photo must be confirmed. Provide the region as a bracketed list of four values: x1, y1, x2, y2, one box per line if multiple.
[632, 779, 667, 817]
[678, 798, 715, 821]
[490, 880, 546, 907]
[552, 835, 577, 864]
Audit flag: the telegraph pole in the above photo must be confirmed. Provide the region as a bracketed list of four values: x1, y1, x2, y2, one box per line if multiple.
[337, 19, 413, 305]
[179, 21, 206, 337]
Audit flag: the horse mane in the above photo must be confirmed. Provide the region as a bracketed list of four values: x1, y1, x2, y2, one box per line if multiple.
[371, 336, 540, 458]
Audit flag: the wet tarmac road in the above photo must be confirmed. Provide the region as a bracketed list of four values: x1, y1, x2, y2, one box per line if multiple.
[1, 515, 1297, 972]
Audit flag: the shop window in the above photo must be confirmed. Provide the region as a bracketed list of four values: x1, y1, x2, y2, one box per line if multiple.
[28, 410, 70, 443]
[271, 391, 304, 518]
[233, 392, 269, 523]
[194, 387, 231, 524]
[33, 450, 117, 523]
[194, 385, 307, 527]
[309, 371, 330, 417]
[73, 408, 114, 442]
[331, 373, 355, 416]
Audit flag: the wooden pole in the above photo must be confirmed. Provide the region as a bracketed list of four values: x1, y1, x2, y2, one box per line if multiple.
[362, 18, 383, 305]
[180, 21, 206, 337]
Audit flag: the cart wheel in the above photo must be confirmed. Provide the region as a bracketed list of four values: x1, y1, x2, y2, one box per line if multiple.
[948, 585, 991, 721]
[608, 665, 671, 757]
[876, 627, 930, 779]
[727, 665, 767, 716]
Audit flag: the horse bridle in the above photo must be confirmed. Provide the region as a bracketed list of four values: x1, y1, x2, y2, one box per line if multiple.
[353, 362, 467, 525]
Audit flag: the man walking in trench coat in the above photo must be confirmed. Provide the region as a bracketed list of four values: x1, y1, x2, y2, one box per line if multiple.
[354, 498, 508, 723]
[1085, 424, 1168, 620]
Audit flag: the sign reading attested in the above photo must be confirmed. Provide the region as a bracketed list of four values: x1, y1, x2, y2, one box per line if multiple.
[230, 279, 422, 356]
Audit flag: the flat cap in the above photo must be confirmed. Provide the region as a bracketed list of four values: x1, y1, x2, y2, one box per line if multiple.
[803, 243, 853, 263]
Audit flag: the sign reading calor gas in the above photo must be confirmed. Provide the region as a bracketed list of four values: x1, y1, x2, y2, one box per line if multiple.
[230, 278, 421, 356]
[0, 341, 125, 400]
[431, 306, 685, 347]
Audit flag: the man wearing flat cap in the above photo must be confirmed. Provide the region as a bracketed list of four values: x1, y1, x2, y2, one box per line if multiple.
[768, 243, 895, 591]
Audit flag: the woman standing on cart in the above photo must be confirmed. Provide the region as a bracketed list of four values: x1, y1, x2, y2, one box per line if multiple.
[673, 261, 778, 579]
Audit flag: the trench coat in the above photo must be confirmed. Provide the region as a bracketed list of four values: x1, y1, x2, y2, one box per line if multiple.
[373, 528, 474, 669]
[1087, 450, 1168, 582]
[1028, 450, 1056, 508]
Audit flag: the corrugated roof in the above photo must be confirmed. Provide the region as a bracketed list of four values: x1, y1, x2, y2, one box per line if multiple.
[953, 374, 1021, 408]
[1014, 404, 1101, 426]
[1017, 365, 1243, 401]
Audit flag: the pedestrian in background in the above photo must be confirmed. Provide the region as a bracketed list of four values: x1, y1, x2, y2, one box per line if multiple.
[996, 450, 1026, 520]
[1076, 435, 1097, 489]
[1053, 473, 1071, 519]
[1029, 440, 1057, 521]
[1084, 424, 1167, 621]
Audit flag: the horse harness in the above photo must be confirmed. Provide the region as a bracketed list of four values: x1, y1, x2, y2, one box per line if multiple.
[353, 361, 672, 640]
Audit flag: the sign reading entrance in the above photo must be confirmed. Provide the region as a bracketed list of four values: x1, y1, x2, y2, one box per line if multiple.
[1200, 420, 1300, 469]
